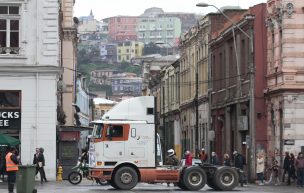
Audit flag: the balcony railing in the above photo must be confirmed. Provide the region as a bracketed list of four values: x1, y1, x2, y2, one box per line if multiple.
[0, 47, 21, 55]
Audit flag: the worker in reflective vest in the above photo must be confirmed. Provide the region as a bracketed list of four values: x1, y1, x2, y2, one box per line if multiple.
[6, 147, 19, 193]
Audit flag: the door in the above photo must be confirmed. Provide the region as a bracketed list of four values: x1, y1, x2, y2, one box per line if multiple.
[103, 124, 129, 160]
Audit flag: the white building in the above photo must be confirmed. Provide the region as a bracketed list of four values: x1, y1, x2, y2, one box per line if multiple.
[0, 1, 60, 179]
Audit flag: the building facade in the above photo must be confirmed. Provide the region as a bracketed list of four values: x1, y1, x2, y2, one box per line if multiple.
[210, 4, 267, 179]
[111, 73, 143, 96]
[137, 17, 181, 45]
[160, 60, 182, 158]
[78, 10, 100, 34]
[179, 24, 209, 156]
[93, 98, 116, 120]
[266, 0, 304, 161]
[0, 1, 61, 179]
[117, 41, 144, 63]
[105, 16, 138, 42]
[100, 43, 117, 63]
[59, 0, 78, 127]
[90, 69, 118, 85]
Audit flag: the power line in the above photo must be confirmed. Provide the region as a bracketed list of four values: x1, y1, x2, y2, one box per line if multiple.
[155, 72, 250, 86]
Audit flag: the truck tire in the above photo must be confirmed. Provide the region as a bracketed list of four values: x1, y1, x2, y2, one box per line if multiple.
[113, 166, 138, 190]
[207, 178, 220, 190]
[108, 180, 118, 189]
[182, 166, 206, 191]
[176, 181, 188, 190]
[213, 167, 239, 191]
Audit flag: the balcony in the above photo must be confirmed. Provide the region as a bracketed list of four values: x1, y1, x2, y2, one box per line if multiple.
[0, 47, 21, 55]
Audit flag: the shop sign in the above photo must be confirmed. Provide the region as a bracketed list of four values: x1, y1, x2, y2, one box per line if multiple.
[284, 140, 295, 145]
[0, 110, 21, 129]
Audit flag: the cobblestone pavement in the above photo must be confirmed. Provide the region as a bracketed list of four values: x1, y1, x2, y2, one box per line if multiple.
[0, 180, 303, 193]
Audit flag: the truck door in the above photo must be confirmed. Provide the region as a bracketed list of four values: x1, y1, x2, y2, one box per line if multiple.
[103, 124, 129, 159]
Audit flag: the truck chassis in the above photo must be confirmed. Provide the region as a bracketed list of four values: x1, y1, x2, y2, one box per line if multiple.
[90, 163, 239, 191]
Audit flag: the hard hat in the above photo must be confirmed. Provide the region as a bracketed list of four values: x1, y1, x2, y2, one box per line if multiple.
[167, 149, 175, 157]
[233, 151, 238, 155]
[185, 150, 190, 155]
[201, 148, 205, 151]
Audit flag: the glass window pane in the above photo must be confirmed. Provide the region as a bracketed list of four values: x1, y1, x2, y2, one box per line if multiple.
[10, 32, 19, 47]
[0, 6, 8, 14]
[0, 32, 6, 47]
[10, 20, 19, 31]
[9, 6, 19, 15]
[0, 91, 20, 108]
[0, 20, 6, 30]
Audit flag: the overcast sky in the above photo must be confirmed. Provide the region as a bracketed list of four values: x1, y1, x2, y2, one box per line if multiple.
[74, 0, 267, 20]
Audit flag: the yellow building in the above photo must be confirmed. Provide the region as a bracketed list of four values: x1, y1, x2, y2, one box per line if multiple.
[117, 41, 144, 63]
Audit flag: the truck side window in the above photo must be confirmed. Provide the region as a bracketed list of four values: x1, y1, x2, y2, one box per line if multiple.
[94, 124, 103, 138]
[111, 125, 123, 137]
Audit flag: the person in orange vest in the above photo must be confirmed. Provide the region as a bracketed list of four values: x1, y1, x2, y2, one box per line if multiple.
[6, 147, 19, 193]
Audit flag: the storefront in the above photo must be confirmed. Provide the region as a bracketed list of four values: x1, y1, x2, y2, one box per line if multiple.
[0, 91, 21, 136]
[0, 73, 59, 180]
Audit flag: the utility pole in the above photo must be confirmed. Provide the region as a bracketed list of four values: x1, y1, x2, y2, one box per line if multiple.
[195, 68, 199, 157]
[248, 21, 256, 182]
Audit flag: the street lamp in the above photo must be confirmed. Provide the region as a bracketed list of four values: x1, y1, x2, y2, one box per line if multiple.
[197, 2, 256, 181]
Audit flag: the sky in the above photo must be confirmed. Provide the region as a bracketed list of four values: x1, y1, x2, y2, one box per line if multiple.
[74, 0, 267, 20]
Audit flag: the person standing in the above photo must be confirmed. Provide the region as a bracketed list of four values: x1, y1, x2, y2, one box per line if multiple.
[211, 152, 219, 165]
[223, 153, 231, 166]
[6, 147, 19, 193]
[295, 152, 304, 187]
[233, 151, 246, 186]
[199, 148, 208, 163]
[289, 153, 297, 184]
[266, 159, 280, 185]
[37, 148, 47, 184]
[33, 148, 40, 175]
[256, 154, 265, 185]
[185, 150, 192, 166]
[282, 152, 290, 184]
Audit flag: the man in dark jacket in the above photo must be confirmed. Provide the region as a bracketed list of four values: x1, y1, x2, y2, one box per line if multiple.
[233, 151, 246, 186]
[282, 152, 290, 183]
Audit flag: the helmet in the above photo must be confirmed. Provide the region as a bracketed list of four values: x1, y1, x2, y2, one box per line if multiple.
[167, 149, 175, 157]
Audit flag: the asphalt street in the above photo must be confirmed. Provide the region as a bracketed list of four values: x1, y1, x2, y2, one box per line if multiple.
[0, 180, 303, 193]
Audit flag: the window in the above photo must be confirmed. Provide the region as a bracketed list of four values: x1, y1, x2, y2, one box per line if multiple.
[0, 91, 21, 108]
[0, 6, 20, 54]
[108, 125, 123, 138]
[126, 55, 129, 60]
[126, 49, 129, 53]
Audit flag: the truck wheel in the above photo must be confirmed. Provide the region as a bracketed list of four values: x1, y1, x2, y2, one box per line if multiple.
[176, 181, 188, 190]
[108, 180, 118, 189]
[207, 178, 220, 190]
[213, 167, 239, 191]
[113, 166, 138, 190]
[182, 167, 206, 191]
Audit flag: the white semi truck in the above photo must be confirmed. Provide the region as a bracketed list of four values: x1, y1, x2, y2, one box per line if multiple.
[89, 96, 239, 191]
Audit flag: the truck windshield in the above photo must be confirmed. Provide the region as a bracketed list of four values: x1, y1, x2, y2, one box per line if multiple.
[92, 123, 103, 138]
